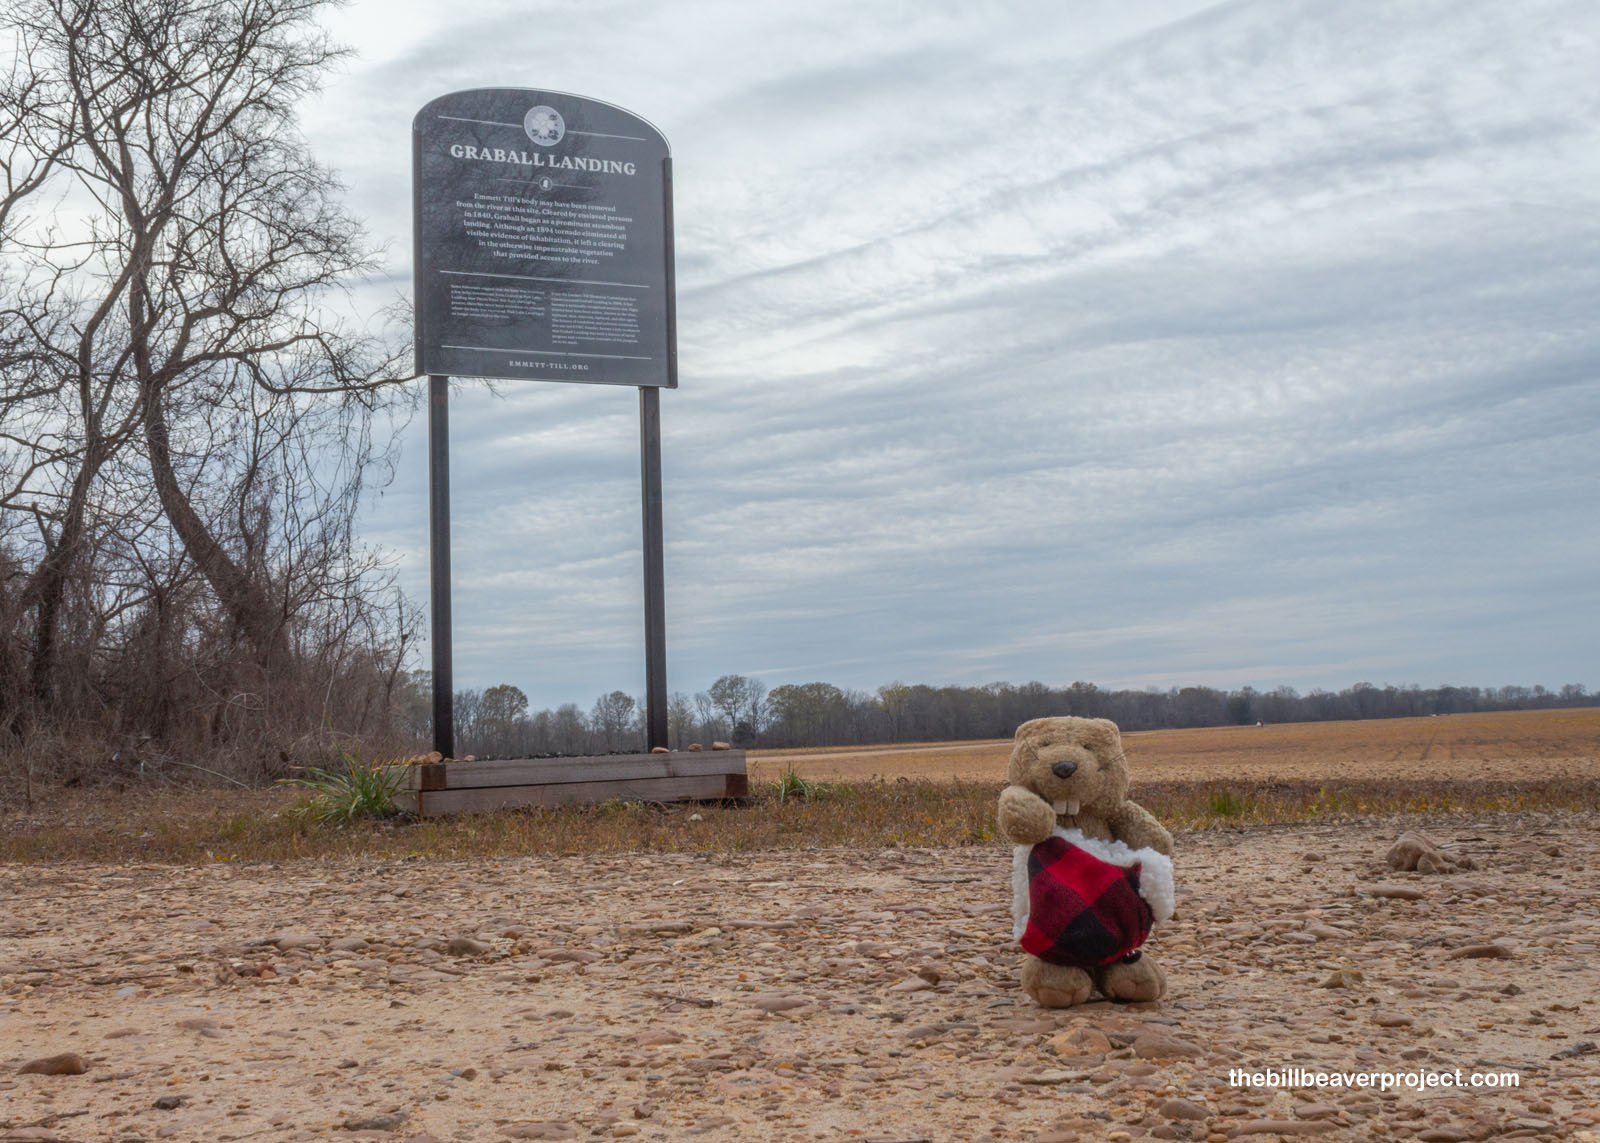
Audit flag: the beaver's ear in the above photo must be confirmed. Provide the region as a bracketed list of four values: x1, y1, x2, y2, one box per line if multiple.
[1007, 735, 1038, 787]
[1014, 718, 1053, 742]
[1082, 718, 1123, 752]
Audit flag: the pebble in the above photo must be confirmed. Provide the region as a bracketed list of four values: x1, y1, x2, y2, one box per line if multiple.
[536, 947, 600, 964]
[1416, 1130, 1471, 1142]
[269, 932, 322, 949]
[633, 1030, 684, 1046]
[1019, 1070, 1090, 1085]
[1443, 943, 1513, 959]
[1367, 885, 1426, 900]
[446, 936, 490, 956]
[750, 995, 810, 1013]
[1550, 1040, 1596, 1059]
[618, 920, 693, 935]
[502, 1124, 577, 1140]
[342, 1111, 407, 1130]
[1049, 1027, 1112, 1055]
[1371, 1011, 1413, 1027]
[1319, 969, 1364, 988]
[1292, 1103, 1338, 1119]
[1387, 828, 1475, 873]
[17, 1053, 87, 1076]
[1226, 1120, 1338, 1136]
[1131, 1032, 1204, 1060]
[1158, 1097, 1209, 1121]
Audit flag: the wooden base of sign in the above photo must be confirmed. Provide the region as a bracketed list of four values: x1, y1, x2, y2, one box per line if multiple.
[392, 750, 747, 817]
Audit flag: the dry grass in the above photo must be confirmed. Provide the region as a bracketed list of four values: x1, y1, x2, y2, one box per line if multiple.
[3, 774, 1596, 866]
[0, 780, 995, 864]
[6, 710, 1595, 865]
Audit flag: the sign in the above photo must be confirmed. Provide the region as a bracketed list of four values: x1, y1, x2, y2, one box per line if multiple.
[413, 89, 675, 388]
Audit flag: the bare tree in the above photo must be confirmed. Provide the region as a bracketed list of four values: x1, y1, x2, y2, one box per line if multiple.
[1, 0, 412, 771]
[876, 681, 910, 742]
[703, 673, 767, 745]
[666, 689, 693, 750]
[692, 689, 719, 744]
[478, 682, 528, 754]
[590, 690, 637, 752]
[550, 702, 587, 756]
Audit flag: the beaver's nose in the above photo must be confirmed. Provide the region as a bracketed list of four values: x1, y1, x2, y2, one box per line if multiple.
[1051, 761, 1078, 779]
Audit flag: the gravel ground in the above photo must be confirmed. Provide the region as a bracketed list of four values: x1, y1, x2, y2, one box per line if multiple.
[4, 812, 1599, 1143]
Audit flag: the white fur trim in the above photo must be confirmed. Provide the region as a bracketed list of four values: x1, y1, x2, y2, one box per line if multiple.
[1011, 826, 1176, 943]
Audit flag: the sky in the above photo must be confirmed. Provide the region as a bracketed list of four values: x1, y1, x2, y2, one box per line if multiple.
[299, 0, 1600, 709]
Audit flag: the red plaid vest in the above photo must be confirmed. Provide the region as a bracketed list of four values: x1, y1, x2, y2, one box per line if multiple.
[1019, 834, 1154, 969]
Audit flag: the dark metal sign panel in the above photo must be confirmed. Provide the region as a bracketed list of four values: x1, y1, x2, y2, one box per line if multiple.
[413, 89, 675, 388]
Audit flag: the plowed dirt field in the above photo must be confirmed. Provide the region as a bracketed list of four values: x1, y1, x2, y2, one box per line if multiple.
[750, 708, 1600, 784]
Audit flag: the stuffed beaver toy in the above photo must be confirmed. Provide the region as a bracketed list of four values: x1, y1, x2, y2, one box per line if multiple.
[997, 716, 1174, 1007]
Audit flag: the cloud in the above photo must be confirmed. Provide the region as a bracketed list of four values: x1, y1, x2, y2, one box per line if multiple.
[313, 0, 1600, 706]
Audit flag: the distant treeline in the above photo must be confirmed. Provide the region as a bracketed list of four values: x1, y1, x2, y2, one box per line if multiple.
[415, 674, 1594, 758]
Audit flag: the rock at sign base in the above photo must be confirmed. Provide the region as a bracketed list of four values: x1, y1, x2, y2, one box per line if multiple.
[711, 741, 731, 750]
[651, 746, 670, 754]
[687, 743, 703, 752]
[19, 1052, 88, 1076]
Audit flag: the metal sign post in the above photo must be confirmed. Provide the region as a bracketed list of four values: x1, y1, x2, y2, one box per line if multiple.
[414, 89, 676, 756]
[639, 386, 667, 749]
[427, 373, 454, 758]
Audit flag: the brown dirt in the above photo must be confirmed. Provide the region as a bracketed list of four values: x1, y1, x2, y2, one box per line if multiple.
[751, 708, 1600, 784]
[5, 812, 1600, 1143]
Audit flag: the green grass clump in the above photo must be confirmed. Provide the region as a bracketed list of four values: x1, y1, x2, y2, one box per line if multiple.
[281, 749, 407, 826]
[775, 763, 829, 803]
[1206, 790, 1246, 818]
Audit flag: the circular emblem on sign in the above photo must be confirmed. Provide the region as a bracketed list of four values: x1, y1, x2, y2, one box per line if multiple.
[523, 105, 565, 147]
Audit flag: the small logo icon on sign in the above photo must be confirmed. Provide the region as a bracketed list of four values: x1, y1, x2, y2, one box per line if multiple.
[524, 105, 565, 147]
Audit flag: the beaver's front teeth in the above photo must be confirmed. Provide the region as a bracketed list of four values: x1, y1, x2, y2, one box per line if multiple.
[1052, 799, 1080, 817]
